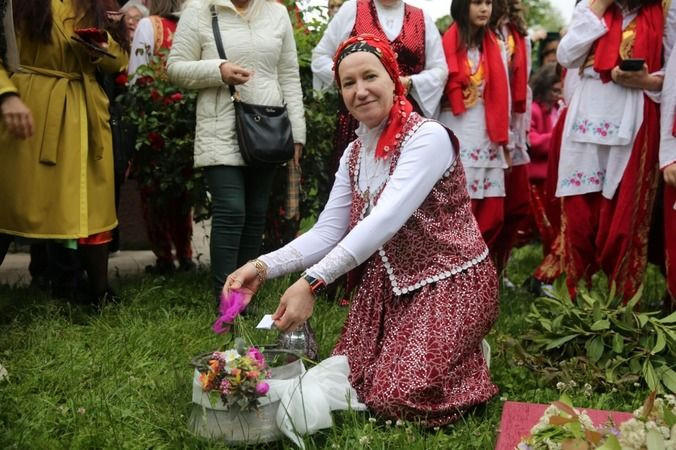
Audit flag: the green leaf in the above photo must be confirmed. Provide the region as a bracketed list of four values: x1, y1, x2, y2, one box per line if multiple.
[635, 313, 649, 328]
[586, 336, 604, 363]
[661, 368, 676, 394]
[625, 284, 644, 311]
[643, 360, 658, 391]
[592, 301, 602, 322]
[591, 319, 610, 331]
[664, 401, 676, 427]
[612, 333, 624, 354]
[630, 357, 642, 373]
[645, 427, 665, 450]
[659, 311, 676, 324]
[545, 334, 580, 350]
[652, 329, 666, 354]
[596, 435, 622, 450]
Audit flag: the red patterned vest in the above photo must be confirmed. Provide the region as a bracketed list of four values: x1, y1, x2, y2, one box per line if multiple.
[149, 16, 178, 54]
[347, 113, 490, 296]
[351, 0, 426, 76]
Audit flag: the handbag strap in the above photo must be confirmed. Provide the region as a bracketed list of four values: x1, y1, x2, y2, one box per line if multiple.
[210, 5, 237, 98]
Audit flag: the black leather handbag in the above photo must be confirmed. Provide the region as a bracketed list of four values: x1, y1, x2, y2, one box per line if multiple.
[210, 6, 295, 167]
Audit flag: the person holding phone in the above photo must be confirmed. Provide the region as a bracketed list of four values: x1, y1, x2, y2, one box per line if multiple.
[0, 0, 128, 302]
[661, 47, 676, 304]
[554, 0, 676, 300]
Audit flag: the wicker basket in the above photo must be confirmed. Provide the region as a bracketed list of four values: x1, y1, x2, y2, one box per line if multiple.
[188, 348, 304, 444]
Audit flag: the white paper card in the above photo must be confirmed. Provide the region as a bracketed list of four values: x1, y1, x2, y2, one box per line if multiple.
[256, 314, 276, 329]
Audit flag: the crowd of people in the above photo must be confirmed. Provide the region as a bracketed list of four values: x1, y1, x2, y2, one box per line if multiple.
[0, 0, 675, 428]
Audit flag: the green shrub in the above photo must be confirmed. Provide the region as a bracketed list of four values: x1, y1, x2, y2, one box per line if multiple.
[521, 278, 676, 394]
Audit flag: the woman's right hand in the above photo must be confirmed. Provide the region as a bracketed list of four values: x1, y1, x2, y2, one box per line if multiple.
[219, 61, 252, 86]
[1, 95, 34, 139]
[222, 262, 263, 306]
[589, 0, 615, 18]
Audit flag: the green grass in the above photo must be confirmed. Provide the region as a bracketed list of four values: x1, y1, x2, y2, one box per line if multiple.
[0, 245, 656, 449]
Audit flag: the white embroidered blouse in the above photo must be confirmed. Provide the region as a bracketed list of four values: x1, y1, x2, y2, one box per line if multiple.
[661, 47, 676, 171]
[259, 121, 455, 284]
[555, 0, 676, 199]
[438, 47, 511, 200]
[310, 0, 448, 119]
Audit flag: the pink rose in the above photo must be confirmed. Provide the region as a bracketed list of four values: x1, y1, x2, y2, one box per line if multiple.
[255, 382, 269, 395]
[246, 347, 266, 367]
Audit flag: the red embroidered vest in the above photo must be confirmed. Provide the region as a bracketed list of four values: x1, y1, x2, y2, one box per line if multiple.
[346, 113, 490, 296]
[351, 0, 426, 77]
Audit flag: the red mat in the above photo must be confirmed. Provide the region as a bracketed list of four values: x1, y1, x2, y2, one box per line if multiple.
[495, 401, 634, 449]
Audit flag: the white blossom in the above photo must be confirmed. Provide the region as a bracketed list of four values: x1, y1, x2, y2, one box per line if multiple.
[618, 418, 647, 449]
[0, 364, 7, 382]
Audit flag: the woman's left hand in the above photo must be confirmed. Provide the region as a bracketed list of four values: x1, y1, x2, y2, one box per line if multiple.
[611, 65, 663, 91]
[272, 278, 315, 333]
[664, 163, 676, 188]
[294, 143, 303, 167]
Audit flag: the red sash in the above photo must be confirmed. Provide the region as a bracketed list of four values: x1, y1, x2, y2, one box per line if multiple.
[508, 24, 528, 114]
[593, 2, 664, 83]
[442, 24, 509, 145]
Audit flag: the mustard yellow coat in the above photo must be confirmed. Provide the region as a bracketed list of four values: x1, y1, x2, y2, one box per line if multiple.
[0, 0, 128, 239]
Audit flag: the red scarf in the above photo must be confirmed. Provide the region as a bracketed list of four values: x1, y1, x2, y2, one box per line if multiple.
[334, 34, 414, 159]
[593, 2, 664, 83]
[508, 24, 528, 114]
[442, 24, 509, 145]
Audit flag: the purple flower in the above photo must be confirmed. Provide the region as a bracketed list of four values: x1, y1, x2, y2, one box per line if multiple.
[255, 382, 270, 395]
[247, 347, 266, 367]
[212, 290, 247, 334]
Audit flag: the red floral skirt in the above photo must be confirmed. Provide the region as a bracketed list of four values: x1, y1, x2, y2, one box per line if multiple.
[332, 257, 499, 426]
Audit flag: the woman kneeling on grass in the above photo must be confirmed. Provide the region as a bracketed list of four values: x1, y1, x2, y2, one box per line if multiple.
[223, 35, 499, 426]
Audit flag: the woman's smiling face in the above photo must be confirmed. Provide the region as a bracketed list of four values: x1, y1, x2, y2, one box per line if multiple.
[338, 51, 395, 129]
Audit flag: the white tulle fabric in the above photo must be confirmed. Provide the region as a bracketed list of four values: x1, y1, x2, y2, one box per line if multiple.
[263, 355, 367, 448]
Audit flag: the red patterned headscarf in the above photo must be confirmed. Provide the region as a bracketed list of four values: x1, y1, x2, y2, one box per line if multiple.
[333, 34, 414, 159]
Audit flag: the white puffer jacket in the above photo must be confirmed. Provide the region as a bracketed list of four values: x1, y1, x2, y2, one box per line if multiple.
[167, 0, 306, 168]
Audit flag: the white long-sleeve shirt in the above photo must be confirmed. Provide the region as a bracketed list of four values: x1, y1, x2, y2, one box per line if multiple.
[311, 0, 448, 119]
[555, 0, 676, 199]
[259, 120, 455, 284]
[128, 17, 155, 76]
[661, 47, 676, 170]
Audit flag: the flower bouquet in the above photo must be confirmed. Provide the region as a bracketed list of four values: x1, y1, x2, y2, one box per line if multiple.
[188, 291, 305, 443]
[198, 341, 271, 412]
[517, 392, 676, 449]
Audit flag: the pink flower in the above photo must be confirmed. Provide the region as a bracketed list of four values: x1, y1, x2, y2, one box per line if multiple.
[246, 347, 265, 367]
[212, 290, 247, 334]
[219, 379, 230, 395]
[255, 382, 269, 395]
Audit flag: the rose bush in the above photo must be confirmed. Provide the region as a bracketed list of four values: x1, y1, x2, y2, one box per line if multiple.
[118, 48, 209, 219]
